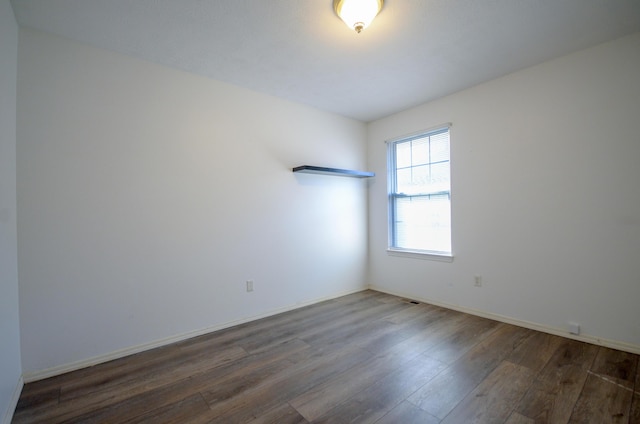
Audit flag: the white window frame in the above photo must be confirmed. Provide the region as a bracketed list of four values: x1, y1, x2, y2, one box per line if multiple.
[387, 124, 453, 261]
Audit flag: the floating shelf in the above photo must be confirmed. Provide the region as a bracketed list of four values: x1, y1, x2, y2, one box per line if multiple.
[292, 165, 375, 178]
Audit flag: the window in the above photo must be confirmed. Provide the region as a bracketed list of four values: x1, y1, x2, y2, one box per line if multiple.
[388, 125, 451, 257]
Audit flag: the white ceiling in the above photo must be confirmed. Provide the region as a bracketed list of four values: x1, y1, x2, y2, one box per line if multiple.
[10, 0, 640, 122]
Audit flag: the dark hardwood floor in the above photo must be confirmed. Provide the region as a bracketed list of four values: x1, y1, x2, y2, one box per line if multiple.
[13, 290, 640, 423]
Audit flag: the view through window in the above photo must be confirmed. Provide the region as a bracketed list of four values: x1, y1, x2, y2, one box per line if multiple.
[388, 126, 451, 255]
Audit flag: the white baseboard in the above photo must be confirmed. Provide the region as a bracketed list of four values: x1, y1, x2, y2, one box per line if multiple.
[2, 376, 23, 424]
[368, 285, 640, 355]
[23, 287, 367, 383]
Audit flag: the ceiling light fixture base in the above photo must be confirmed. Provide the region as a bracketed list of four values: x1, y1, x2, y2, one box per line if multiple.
[333, 0, 383, 33]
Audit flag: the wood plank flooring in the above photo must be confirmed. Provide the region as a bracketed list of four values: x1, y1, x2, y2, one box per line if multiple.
[13, 290, 640, 423]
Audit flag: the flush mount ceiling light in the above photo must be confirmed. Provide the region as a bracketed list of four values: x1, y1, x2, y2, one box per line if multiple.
[333, 0, 384, 33]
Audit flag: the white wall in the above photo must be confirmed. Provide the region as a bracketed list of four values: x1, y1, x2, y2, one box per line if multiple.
[17, 29, 368, 375]
[368, 32, 640, 351]
[0, 0, 23, 421]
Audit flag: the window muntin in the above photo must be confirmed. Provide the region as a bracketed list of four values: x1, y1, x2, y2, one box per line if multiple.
[388, 127, 451, 255]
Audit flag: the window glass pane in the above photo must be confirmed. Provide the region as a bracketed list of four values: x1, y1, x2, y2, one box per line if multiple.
[393, 194, 451, 252]
[396, 168, 413, 193]
[395, 141, 411, 169]
[430, 132, 450, 163]
[397, 164, 429, 195]
[411, 138, 429, 166]
[429, 161, 450, 189]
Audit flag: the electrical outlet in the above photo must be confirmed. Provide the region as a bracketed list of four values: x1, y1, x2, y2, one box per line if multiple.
[246, 280, 254, 292]
[474, 275, 482, 287]
[568, 322, 580, 335]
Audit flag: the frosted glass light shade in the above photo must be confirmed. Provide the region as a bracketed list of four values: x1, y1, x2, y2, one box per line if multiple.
[334, 0, 383, 33]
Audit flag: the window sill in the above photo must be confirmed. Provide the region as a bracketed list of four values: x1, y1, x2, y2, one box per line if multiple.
[386, 248, 454, 262]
